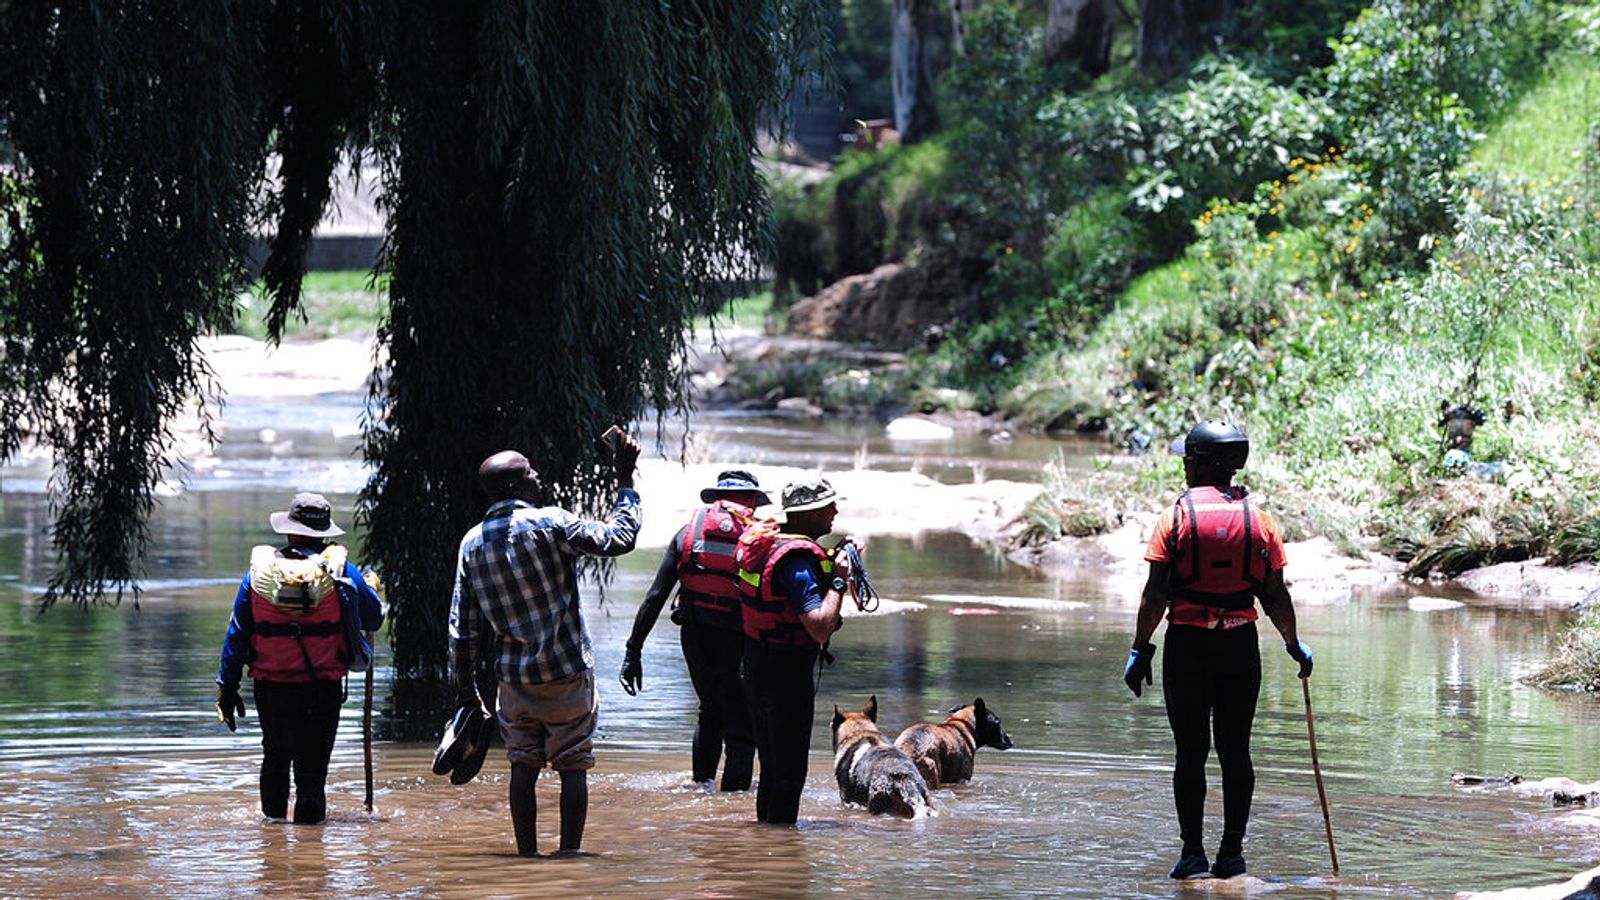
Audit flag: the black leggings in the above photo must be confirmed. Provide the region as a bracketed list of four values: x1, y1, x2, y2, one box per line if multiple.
[1162, 623, 1261, 856]
[681, 616, 756, 790]
[740, 642, 818, 825]
[253, 678, 344, 824]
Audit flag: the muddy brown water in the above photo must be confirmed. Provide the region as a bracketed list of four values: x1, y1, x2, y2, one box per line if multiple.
[2, 407, 1598, 897]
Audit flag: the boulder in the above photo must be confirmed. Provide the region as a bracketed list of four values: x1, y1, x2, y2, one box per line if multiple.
[787, 260, 971, 349]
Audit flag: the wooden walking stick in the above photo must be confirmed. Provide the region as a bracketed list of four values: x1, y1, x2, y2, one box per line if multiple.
[1302, 677, 1339, 875]
[363, 631, 375, 813]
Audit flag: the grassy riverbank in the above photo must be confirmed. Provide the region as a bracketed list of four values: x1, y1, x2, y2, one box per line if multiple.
[763, 3, 1600, 687]
[232, 270, 388, 342]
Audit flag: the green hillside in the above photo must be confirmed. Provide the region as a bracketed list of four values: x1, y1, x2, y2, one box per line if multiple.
[771, 1, 1600, 603]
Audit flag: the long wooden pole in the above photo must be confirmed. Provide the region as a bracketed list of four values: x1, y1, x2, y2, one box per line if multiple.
[1302, 677, 1339, 875]
[363, 634, 375, 813]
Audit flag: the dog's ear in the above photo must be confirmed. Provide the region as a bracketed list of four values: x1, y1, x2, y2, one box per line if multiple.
[865, 695, 878, 721]
[974, 697, 986, 716]
[832, 706, 845, 729]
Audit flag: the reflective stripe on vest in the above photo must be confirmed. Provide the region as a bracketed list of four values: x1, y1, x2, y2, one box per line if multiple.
[248, 545, 350, 681]
[677, 501, 753, 616]
[734, 522, 832, 648]
[1167, 486, 1267, 630]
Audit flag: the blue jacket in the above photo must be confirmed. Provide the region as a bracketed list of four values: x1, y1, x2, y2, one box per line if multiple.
[217, 550, 384, 689]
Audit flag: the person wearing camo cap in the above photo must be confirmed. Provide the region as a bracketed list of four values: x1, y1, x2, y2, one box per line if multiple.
[731, 475, 851, 824]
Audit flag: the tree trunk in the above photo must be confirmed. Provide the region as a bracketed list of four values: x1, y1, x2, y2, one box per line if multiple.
[892, 0, 940, 143]
[1043, 0, 1115, 77]
[949, 0, 982, 55]
[1136, 0, 1186, 78]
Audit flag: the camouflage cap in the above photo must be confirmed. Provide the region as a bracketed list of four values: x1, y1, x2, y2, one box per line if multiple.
[781, 476, 837, 513]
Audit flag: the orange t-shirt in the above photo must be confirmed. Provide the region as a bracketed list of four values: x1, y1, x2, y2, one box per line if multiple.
[1145, 489, 1287, 630]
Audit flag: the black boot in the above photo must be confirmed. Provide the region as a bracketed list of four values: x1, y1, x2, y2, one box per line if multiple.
[1169, 851, 1210, 879]
[1211, 849, 1246, 878]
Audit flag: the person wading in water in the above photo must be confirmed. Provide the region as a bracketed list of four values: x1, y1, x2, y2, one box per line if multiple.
[1122, 420, 1313, 880]
[734, 476, 849, 825]
[449, 435, 641, 856]
[619, 470, 769, 791]
[215, 492, 385, 824]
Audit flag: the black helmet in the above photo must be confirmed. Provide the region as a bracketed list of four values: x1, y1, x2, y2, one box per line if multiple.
[1169, 419, 1249, 470]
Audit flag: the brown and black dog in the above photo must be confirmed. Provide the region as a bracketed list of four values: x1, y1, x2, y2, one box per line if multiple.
[831, 696, 931, 819]
[893, 697, 1013, 790]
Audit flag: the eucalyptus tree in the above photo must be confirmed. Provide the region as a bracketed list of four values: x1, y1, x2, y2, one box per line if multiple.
[0, 0, 829, 731]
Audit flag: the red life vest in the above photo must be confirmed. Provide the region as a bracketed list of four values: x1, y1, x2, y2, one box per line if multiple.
[677, 500, 756, 622]
[248, 545, 351, 682]
[734, 519, 832, 648]
[1165, 486, 1269, 631]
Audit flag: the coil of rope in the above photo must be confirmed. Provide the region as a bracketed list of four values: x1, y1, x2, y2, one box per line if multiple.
[839, 541, 879, 613]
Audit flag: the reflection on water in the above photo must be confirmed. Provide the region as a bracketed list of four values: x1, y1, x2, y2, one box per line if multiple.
[2, 411, 1598, 897]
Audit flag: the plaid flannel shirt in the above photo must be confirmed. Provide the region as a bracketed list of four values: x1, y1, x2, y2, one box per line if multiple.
[449, 489, 640, 689]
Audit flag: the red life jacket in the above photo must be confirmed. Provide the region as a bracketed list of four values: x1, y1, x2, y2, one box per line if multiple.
[734, 519, 832, 648]
[677, 500, 757, 622]
[248, 545, 351, 682]
[1165, 486, 1269, 631]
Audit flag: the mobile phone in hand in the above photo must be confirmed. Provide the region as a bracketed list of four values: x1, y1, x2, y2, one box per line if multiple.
[600, 425, 624, 450]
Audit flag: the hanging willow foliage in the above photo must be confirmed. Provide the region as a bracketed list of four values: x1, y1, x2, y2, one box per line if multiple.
[1, 0, 829, 730]
[348, 1, 831, 730]
[0, 1, 271, 605]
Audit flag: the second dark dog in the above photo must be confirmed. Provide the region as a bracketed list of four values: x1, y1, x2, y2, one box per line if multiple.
[831, 696, 930, 818]
[893, 697, 1013, 790]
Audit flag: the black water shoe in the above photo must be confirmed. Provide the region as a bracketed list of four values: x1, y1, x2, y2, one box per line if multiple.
[1211, 850, 1247, 878]
[1169, 853, 1210, 879]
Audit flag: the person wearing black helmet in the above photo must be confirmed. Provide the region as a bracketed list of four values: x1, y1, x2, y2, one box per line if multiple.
[619, 470, 770, 791]
[1122, 419, 1313, 880]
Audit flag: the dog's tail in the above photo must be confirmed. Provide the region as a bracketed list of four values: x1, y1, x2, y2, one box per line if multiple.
[869, 771, 932, 819]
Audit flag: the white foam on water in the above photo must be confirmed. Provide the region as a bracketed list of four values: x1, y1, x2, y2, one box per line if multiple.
[1408, 597, 1466, 612]
[922, 593, 1089, 610]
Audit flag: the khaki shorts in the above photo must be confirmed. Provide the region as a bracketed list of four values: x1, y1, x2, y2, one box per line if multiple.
[497, 669, 598, 772]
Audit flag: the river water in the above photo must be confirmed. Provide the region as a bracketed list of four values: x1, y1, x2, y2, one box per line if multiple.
[2, 393, 1597, 898]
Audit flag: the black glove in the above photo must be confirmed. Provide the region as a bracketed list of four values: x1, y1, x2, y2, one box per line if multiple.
[620, 648, 643, 696]
[216, 685, 245, 732]
[1286, 640, 1313, 679]
[1123, 643, 1155, 697]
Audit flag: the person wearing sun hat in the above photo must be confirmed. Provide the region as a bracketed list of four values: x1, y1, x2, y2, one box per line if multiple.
[619, 469, 770, 791]
[732, 475, 851, 824]
[215, 492, 384, 824]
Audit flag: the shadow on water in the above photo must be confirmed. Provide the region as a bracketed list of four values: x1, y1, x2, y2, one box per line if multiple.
[1, 411, 1597, 897]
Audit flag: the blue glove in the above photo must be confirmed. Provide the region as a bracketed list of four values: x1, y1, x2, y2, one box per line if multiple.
[1124, 643, 1155, 697]
[1286, 640, 1313, 679]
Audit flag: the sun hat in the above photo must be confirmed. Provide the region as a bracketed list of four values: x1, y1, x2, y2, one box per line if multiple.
[699, 469, 771, 505]
[781, 476, 838, 513]
[269, 492, 346, 538]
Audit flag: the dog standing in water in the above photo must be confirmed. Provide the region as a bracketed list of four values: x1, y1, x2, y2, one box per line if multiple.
[893, 698, 1013, 790]
[831, 696, 930, 818]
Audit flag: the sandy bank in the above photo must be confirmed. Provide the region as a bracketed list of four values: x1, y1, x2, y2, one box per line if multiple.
[192, 333, 1598, 611]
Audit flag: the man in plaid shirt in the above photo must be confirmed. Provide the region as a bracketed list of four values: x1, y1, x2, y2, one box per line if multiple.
[450, 431, 642, 856]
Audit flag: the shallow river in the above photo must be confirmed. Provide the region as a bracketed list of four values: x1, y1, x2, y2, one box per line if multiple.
[1, 401, 1597, 898]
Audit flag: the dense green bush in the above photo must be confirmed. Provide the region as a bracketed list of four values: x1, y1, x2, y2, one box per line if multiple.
[1324, 0, 1560, 248]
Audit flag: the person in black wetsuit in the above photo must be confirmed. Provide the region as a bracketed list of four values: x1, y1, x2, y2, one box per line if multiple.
[619, 470, 770, 790]
[1122, 420, 1314, 880]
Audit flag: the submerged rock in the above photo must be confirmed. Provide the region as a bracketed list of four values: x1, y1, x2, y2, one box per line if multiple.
[885, 416, 954, 441]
